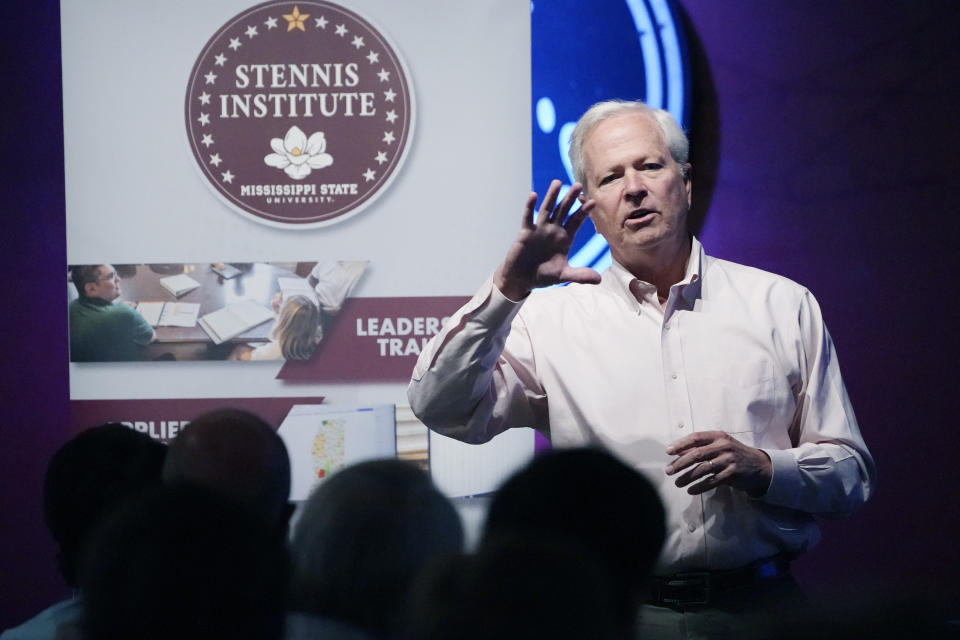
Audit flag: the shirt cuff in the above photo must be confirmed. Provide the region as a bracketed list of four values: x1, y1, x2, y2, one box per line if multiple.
[476, 276, 526, 325]
[757, 447, 799, 505]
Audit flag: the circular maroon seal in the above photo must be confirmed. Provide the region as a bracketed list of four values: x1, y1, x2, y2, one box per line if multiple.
[185, 1, 414, 227]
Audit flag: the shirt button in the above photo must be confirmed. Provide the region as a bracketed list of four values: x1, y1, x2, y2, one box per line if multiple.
[671, 373, 678, 380]
[688, 522, 697, 532]
[677, 422, 685, 429]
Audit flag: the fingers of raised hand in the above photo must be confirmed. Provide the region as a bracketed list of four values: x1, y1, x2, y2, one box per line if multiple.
[532, 180, 589, 227]
[566, 196, 594, 230]
[534, 180, 563, 226]
[558, 266, 602, 286]
[521, 191, 539, 230]
[551, 182, 585, 223]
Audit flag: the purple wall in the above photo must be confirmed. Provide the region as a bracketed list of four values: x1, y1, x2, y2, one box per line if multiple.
[1, 0, 71, 624]
[679, 0, 960, 610]
[2, 0, 958, 627]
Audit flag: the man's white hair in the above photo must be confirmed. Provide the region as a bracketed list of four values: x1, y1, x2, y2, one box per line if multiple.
[568, 99, 690, 191]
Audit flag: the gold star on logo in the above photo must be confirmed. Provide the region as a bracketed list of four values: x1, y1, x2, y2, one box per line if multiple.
[283, 6, 309, 32]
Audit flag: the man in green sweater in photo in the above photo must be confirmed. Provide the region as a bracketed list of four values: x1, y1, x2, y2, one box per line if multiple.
[69, 264, 155, 362]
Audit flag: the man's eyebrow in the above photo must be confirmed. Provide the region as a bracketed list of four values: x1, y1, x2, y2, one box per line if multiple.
[597, 162, 624, 175]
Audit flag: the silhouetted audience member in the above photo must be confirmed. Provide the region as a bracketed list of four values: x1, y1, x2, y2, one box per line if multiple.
[162, 408, 292, 532]
[287, 459, 464, 639]
[78, 484, 288, 640]
[480, 447, 666, 639]
[0, 423, 166, 640]
[404, 535, 621, 640]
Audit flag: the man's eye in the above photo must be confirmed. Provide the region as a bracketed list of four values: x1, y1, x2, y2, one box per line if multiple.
[599, 174, 617, 185]
[643, 163, 662, 171]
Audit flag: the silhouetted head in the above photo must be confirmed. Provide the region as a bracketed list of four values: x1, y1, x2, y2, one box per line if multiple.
[404, 535, 621, 640]
[483, 447, 666, 632]
[43, 423, 166, 587]
[163, 408, 291, 529]
[79, 484, 288, 640]
[290, 459, 464, 636]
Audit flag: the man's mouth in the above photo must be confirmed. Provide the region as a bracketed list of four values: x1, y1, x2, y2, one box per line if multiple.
[625, 209, 655, 225]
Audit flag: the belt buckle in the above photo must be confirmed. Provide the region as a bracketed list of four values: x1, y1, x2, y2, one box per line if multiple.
[662, 571, 711, 608]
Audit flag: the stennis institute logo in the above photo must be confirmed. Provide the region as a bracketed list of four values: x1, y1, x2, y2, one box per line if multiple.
[185, 1, 414, 228]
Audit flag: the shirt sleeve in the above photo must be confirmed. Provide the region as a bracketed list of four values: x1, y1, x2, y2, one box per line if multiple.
[407, 277, 547, 444]
[124, 304, 156, 346]
[760, 290, 876, 516]
[249, 340, 283, 361]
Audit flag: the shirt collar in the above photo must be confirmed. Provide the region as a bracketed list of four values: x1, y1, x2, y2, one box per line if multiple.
[79, 295, 114, 307]
[601, 236, 704, 310]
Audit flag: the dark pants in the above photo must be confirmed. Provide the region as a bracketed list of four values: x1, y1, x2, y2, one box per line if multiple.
[637, 574, 807, 640]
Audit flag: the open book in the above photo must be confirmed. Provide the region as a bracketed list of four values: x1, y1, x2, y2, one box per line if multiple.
[198, 300, 275, 344]
[277, 277, 319, 307]
[136, 301, 201, 327]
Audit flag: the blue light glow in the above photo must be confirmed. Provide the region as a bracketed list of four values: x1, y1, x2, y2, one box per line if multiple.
[592, 249, 613, 272]
[649, 0, 686, 123]
[558, 122, 576, 184]
[536, 97, 556, 134]
[569, 233, 610, 269]
[625, 0, 663, 110]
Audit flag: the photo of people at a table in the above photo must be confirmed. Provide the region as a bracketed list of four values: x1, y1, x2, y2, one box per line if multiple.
[67, 261, 367, 362]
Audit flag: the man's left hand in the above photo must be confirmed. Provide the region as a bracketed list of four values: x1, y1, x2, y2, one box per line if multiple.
[665, 431, 772, 497]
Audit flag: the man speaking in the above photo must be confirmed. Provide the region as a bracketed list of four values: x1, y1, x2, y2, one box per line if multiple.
[407, 100, 873, 634]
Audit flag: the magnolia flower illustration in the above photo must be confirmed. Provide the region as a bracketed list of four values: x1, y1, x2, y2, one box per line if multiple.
[264, 125, 334, 180]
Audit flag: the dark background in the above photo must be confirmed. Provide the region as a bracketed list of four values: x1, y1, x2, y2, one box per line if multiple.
[2, 0, 958, 627]
[676, 0, 960, 613]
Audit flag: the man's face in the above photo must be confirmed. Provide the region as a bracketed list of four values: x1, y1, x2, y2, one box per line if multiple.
[86, 265, 121, 302]
[580, 112, 692, 265]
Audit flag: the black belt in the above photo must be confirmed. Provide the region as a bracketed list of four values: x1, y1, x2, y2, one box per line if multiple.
[649, 556, 792, 609]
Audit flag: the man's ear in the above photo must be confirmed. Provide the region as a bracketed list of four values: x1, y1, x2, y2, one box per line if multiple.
[84, 282, 97, 296]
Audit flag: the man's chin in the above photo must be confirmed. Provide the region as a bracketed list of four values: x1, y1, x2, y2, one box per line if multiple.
[609, 229, 684, 261]
[619, 227, 663, 247]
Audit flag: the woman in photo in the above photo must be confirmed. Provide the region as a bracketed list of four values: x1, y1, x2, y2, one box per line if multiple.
[232, 294, 322, 361]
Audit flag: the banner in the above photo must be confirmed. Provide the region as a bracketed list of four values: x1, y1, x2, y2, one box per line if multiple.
[63, 0, 531, 495]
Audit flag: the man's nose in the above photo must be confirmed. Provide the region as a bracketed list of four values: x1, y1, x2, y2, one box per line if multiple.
[623, 170, 647, 201]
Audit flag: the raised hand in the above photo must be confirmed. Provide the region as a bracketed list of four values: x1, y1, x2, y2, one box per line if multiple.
[493, 180, 602, 300]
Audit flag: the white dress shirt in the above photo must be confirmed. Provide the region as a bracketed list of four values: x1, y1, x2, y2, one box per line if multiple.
[408, 238, 874, 573]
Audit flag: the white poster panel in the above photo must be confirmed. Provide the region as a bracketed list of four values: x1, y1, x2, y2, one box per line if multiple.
[62, 0, 534, 495]
[277, 404, 397, 501]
